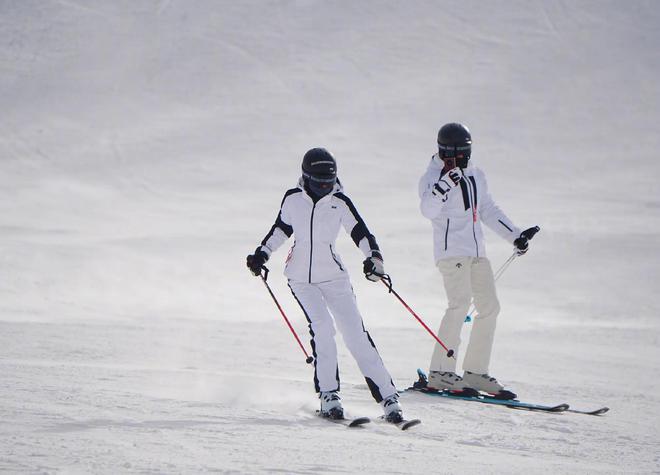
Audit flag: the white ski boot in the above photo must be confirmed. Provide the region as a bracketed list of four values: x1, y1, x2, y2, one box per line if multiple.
[427, 371, 474, 392]
[382, 393, 403, 423]
[320, 391, 344, 419]
[462, 372, 516, 399]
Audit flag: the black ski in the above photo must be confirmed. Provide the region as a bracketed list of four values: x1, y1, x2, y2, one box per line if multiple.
[378, 415, 422, 430]
[567, 406, 610, 416]
[316, 411, 371, 427]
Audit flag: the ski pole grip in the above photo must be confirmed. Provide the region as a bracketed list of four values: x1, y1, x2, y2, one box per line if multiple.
[522, 226, 540, 241]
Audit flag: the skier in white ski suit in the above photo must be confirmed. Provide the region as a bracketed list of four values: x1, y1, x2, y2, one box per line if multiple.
[247, 148, 404, 422]
[418, 123, 538, 397]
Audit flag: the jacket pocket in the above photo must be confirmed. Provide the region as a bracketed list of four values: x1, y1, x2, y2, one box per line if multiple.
[444, 218, 450, 251]
[285, 242, 296, 269]
[329, 244, 344, 271]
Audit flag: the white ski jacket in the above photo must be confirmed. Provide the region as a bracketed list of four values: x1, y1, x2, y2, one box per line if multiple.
[419, 154, 521, 263]
[259, 179, 382, 284]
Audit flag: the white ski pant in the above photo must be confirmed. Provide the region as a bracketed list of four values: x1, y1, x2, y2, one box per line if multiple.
[288, 278, 397, 403]
[430, 256, 500, 374]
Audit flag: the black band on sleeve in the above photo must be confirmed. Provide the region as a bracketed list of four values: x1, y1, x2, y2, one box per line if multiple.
[260, 188, 300, 245]
[335, 193, 380, 252]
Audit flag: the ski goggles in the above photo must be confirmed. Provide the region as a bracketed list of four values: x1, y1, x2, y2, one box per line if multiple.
[303, 172, 337, 188]
[438, 143, 471, 158]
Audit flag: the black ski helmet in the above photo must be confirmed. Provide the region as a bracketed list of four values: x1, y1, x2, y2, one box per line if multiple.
[437, 123, 472, 168]
[301, 148, 337, 197]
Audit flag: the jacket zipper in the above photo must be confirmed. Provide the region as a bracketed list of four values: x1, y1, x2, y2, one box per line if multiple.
[308, 202, 317, 283]
[444, 218, 450, 251]
[330, 245, 344, 271]
[465, 173, 479, 257]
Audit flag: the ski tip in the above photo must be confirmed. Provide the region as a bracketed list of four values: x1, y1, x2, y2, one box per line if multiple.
[401, 419, 422, 430]
[502, 402, 570, 412]
[348, 417, 371, 427]
[316, 410, 371, 427]
[573, 406, 610, 416]
[378, 415, 422, 430]
[416, 368, 427, 378]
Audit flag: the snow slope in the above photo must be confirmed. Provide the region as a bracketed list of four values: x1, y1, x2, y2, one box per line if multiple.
[1, 1, 659, 473]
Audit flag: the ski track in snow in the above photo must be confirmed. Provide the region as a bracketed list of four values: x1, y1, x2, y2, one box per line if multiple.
[2, 1, 660, 473]
[1, 321, 659, 473]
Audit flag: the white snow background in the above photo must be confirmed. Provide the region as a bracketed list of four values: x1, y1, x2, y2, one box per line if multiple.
[1, 1, 659, 473]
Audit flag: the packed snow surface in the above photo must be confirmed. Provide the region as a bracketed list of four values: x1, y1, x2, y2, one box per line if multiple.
[1, 1, 659, 473]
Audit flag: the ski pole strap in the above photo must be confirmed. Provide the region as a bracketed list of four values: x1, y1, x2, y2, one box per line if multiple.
[261, 266, 270, 281]
[382, 274, 394, 293]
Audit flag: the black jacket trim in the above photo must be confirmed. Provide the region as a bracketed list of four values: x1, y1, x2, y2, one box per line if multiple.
[468, 176, 478, 208]
[334, 193, 380, 252]
[459, 180, 470, 211]
[261, 188, 301, 245]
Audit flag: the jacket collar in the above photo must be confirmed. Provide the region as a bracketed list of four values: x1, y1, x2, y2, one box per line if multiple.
[296, 177, 343, 203]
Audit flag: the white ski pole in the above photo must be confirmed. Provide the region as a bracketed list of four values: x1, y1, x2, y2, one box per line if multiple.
[465, 225, 540, 322]
[465, 252, 517, 322]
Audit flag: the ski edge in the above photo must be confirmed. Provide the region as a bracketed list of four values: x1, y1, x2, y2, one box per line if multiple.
[400, 418, 422, 430]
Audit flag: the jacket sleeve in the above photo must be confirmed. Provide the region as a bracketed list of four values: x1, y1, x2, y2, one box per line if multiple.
[335, 193, 383, 260]
[419, 169, 452, 219]
[258, 190, 297, 257]
[478, 172, 521, 243]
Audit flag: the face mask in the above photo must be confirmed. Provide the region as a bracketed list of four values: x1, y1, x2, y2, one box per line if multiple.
[439, 146, 471, 168]
[304, 174, 336, 197]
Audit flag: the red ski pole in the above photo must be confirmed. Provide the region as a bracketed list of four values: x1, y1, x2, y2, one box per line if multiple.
[259, 267, 314, 365]
[381, 276, 455, 359]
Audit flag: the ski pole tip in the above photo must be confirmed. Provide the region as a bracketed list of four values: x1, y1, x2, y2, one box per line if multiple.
[306, 356, 314, 364]
[446, 349, 454, 358]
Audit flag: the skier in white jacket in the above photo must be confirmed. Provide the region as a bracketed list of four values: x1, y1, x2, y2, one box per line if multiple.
[247, 148, 404, 422]
[419, 123, 538, 398]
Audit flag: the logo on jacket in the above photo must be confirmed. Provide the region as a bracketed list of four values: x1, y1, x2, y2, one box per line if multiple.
[456, 263, 462, 268]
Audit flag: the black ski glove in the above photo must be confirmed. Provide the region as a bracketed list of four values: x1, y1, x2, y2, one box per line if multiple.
[363, 257, 385, 282]
[246, 247, 269, 276]
[513, 226, 540, 256]
[432, 168, 462, 197]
